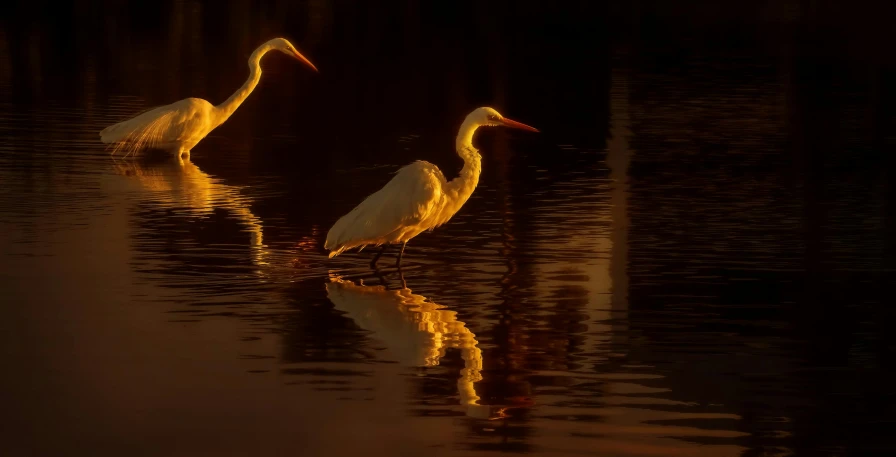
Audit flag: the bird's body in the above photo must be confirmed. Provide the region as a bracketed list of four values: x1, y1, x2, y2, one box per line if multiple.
[324, 156, 477, 255]
[324, 107, 538, 268]
[101, 98, 216, 156]
[100, 38, 317, 159]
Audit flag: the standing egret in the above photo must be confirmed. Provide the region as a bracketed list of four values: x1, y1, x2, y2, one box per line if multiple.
[100, 37, 318, 159]
[324, 107, 539, 269]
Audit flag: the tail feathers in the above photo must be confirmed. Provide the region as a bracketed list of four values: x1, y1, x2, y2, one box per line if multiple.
[325, 238, 352, 258]
[325, 202, 395, 258]
[325, 238, 386, 259]
[324, 236, 343, 258]
[100, 121, 133, 144]
[101, 108, 178, 157]
[324, 210, 358, 258]
[325, 229, 384, 259]
[101, 104, 164, 142]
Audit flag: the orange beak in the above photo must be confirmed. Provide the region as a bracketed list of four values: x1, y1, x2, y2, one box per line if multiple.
[501, 117, 539, 132]
[293, 50, 319, 73]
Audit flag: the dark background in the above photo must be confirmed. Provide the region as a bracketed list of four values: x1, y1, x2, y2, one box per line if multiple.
[2, 1, 895, 456]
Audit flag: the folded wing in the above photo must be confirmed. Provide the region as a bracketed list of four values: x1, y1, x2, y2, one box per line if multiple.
[100, 98, 210, 155]
[325, 161, 447, 257]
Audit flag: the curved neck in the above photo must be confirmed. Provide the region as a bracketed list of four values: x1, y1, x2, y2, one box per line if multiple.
[445, 118, 483, 201]
[214, 45, 271, 125]
[455, 117, 480, 153]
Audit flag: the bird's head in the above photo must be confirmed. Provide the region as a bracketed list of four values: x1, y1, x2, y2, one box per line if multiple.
[267, 37, 318, 72]
[466, 107, 539, 132]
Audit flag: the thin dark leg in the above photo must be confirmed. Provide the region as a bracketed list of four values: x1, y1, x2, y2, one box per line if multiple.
[370, 245, 388, 269]
[373, 270, 389, 287]
[375, 269, 406, 290]
[395, 241, 407, 269]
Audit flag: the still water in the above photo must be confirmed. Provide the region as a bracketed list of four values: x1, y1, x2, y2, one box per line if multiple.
[2, 1, 894, 456]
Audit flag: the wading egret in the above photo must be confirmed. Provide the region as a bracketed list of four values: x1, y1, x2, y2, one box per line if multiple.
[324, 107, 538, 268]
[100, 37, 317, 159]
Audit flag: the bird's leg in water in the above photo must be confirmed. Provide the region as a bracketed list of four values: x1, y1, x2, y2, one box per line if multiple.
[176, 147, 190, 164]
[370, 245, 388, 269]
[395, 241, 407, 269]
[373, 270, 389, 287]
[374, 269, 406, 290]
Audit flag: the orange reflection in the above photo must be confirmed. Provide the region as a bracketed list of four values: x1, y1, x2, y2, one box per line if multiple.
[112, 156, 268, 271]
[325, 273, 532, 420]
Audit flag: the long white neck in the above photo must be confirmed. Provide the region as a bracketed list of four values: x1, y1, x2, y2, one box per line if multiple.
[445, 118, 483, 201]
[214, 44, 272, 125]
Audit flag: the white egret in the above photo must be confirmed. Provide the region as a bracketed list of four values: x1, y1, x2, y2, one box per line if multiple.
[324, 107, 538, 269]
[100, 37, 318, 159]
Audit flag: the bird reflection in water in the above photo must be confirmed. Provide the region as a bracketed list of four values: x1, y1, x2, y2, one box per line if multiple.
[111, 156, 268, 271]
[325, 272, 533, 420]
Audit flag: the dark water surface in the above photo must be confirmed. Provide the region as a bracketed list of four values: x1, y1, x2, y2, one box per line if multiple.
[2, 1, 895, 456]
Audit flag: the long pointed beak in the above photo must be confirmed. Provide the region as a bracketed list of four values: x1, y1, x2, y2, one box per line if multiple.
[293, 50, 319, 73]
[501, 117, 539, 132]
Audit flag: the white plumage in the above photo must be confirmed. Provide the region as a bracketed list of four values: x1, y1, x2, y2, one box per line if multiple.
[324, 107, 539, 268]
[101, 99, 212, 157]
[325, 160, 447, 256]
[100, 38, 317, 159]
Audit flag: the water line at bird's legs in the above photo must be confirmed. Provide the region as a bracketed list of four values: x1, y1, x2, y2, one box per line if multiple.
[395, 241, 407, 269]
[370, 245, 388, 269]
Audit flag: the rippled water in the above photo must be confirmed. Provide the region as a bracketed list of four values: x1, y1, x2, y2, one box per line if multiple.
[3, 2, 895, 456]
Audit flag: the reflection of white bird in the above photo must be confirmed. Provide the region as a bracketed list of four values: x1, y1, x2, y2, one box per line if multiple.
[113, 157, 268, 269]
[326, 275, 516, 420]
[100, 38, 317, 159]
[324, 107, 538, 269]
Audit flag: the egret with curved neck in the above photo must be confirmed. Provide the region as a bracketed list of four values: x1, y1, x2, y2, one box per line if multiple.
[100, 38, 317, 159]
[324, 107, 539, 269]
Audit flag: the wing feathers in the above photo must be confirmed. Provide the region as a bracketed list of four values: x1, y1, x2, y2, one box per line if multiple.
[100, 98, 209, 157]
[325, 161, 445, 256]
